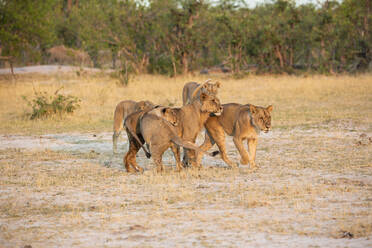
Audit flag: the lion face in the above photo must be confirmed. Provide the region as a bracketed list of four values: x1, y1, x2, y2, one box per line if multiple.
[202, 82, 220, 95]
[200, 93, 223, 115]
[137, 101, 154, 112]
[162, 108, 179, 126]
[250, 105, 273, 133]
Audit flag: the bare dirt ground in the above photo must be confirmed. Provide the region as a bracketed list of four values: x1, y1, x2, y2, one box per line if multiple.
[1, 121, 371, 247]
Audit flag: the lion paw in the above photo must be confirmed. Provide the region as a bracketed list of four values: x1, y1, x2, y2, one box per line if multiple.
[228, 162, 239, 168]
[240, 158, 249, 165]
[250, 163, 258, 170]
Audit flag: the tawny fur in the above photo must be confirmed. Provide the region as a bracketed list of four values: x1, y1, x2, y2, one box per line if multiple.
[123, 106, 179, 173]
[112, 100, 154, 154]
[182, 80, 221, 105]
[197, 103, 273, 169]
[140, 114, 210, 172]
[124, 93, 223, 172]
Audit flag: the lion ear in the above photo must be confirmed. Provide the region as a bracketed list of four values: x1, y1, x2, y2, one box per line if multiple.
[215, 81, 221, 88]
[267, 105, 273, 112]
[249, 105, 256, 114]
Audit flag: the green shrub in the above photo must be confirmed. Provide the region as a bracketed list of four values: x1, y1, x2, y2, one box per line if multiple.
[22, 87, 81, 120]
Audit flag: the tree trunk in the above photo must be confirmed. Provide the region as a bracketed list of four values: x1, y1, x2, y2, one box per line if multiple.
[289, 46, 294, 67]
[182, 52, 188, 74]
[67, 0, 73, 12]
[364, 0, 370, 39]
[169, 46, 177, 76]
[112, 52, 117, 69]
[275, 45, 284, 68]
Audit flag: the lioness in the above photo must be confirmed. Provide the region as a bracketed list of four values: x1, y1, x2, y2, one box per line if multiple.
[112, 100, 154, 154]
[123, 106, 179, 173]
[182, 79, 221, 105]
[197, 103, 273, 169]
[124, 92, 223, 172]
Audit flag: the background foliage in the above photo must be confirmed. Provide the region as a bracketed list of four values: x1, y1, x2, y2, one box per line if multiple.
[0, 0, 370, 75]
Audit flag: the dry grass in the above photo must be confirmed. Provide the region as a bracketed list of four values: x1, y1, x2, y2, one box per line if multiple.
[0, 72, 371, 247]
[1, 73, 371, 133]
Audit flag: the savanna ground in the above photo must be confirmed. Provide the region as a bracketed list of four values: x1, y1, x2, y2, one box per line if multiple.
[0, 70, 371, 247]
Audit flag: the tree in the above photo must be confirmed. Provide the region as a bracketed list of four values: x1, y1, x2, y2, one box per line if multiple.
[0, 0, 59, 64]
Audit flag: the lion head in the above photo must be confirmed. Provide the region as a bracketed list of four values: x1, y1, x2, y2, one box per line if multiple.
[249, 104, 273, 133]
[161, 107, 179, 126]
[200, 93, 223, 115]
[202, 81, 220, 95]
[136, 101, 155, 112]
[191, 79, 221, 102]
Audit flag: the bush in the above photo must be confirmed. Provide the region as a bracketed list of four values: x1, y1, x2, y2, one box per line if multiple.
[110, 60, 135, 86]
[22, 87, 81, 120]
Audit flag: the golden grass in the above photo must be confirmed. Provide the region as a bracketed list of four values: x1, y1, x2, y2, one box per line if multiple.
[0, 72, 371, 134]
[0, 72, 371, 247]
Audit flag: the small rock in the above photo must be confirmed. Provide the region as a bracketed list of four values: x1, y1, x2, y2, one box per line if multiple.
[196, 184, 209, 189]
[341, 231, 354, 239]
[128, 224, 146, 231]
[360, 133, 367, 138]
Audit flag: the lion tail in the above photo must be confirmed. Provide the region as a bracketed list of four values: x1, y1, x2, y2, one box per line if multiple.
[125, 126, 151, 158]
[170, 135, 214, 157]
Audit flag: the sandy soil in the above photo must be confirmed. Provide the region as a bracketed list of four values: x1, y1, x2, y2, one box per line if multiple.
[1, 119, 371, 247]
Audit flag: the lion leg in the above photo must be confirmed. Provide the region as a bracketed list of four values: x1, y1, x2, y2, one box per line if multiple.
[124, 135, 142, 173]
[113, 131, 121, 154]
[129, 141, 144, 173]
[212, 130, 237, 168]
[170, 144, 182, 171]
[203, 118, 237, 168]
[124, 152, 135, 173]
[247, 138, 258, 168]
[233, 136, 250, 165]
[187, 149, 198, 168]
[150, 144, 167, 173]
[196, 131, 215, 167]
[182, 148, 190, 168]
[113, 106, 124, 154]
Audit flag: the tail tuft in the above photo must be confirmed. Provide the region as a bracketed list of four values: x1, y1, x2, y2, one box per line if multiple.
[211, 150, 219, 157]
[145, 152, 151, 158]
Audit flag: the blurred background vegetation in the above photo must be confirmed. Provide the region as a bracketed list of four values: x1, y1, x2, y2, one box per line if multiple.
[0, 0, 371, 76]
